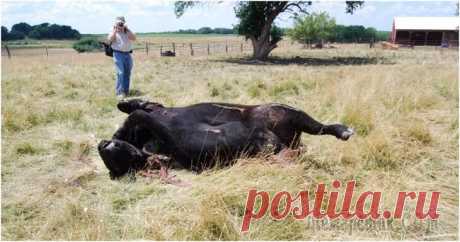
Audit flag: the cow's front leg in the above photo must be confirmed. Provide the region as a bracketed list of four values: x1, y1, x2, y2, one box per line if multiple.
[142, 154, 170, 177]
[154, 155, 191, 187]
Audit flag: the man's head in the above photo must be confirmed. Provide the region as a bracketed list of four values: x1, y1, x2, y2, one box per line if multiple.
[114, 16, 126, 32]
[115, 16, 126, 26]
[98, 139, 146, 179]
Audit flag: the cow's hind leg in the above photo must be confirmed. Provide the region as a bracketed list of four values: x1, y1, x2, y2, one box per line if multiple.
[113, 110, 176, 146]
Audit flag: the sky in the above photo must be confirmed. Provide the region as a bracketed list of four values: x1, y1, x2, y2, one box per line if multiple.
[1, 0, 458, 34]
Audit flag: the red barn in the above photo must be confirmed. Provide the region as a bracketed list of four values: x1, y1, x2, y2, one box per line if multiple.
[390, 17, 459, 47]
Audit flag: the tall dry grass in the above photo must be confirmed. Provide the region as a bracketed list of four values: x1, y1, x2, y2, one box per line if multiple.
[1, 41, 458, 240]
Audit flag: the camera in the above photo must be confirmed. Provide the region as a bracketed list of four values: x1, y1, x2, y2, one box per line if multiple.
[117, 22, 124, 27]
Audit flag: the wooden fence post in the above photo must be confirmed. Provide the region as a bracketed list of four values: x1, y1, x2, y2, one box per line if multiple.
[4, 44, 11, 59]
[45, 45, 48, 57]
[172, 43, 176, 53]
[190, 43, 193, 56]
[240, 43, 243, 52]
[207, 43, 210, 55]
[145, 42, 149, 55]
[160, 44, 163, 55]
[225, 42, 228, 53]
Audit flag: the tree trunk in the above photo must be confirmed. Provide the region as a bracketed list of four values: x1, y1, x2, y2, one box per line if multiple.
[245, 2, 288, 60]
[249, 22, 278, 60]
[251, 38, 277, 60]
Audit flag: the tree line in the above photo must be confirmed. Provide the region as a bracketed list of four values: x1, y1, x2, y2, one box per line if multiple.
[174, 27, 235, 34]
[171, 23, 389, 44]
[332, 25, 388, 43]
[2, 22, 81, 41]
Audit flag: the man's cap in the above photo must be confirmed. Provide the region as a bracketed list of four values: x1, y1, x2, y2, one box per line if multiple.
[115, 16, 126, 24]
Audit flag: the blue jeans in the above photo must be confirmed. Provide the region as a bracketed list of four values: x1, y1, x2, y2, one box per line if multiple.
[113, 51, 133, 95]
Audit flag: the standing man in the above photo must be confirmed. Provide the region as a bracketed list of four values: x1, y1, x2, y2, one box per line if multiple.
[108, 16, 136, 99]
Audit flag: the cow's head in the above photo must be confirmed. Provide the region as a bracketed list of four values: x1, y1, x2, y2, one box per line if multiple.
[117, 99, 164, 114]
[98, 139, 146, 179]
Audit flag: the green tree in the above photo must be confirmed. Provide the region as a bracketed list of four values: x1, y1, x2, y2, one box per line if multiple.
[11, 22, 33, 36]
[364, 27, 377, 41]
[375, 30, 389, 41]
[197, 27, 213, 34]
[288, 12, 336, 47]
[345, 25, 366, 42]
[174, 1, 363, 60]
[28, 23, 50, 39]
[28, 23, 80, 39]
[7, 30, 25, 40]
[332, 24, 346, 42]
[178, 29, 197, 34]
[213, 27, 235, 34]
[1, 26, 8, 41]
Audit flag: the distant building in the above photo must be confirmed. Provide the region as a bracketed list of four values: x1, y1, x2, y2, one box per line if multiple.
[390, 17, 459, 47]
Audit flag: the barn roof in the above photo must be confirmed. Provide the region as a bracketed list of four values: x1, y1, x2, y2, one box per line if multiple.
[394, 17, 459, 31]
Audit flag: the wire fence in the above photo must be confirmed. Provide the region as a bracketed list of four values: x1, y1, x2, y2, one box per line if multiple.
[2, 39, 456, 59]
[1, 40, 261, 58]
[139, 41, 255, 56]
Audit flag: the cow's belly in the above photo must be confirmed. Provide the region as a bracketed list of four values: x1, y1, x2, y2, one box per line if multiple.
[174, 121, 254, 161]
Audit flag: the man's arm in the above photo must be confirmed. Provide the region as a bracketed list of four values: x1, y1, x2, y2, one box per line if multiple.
[126, 27, 136, 41]
[108, 27, 116, 42]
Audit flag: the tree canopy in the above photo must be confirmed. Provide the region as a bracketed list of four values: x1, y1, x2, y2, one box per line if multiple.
[174, 1, 364, 60]
[2, 22, 81, 41]
[1, 26, 8, 40]
[11, 22, 33, 36]
[288, 12, 336, 46]
[1, 26, 25, 41]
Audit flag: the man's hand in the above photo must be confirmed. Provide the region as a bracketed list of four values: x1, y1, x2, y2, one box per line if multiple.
[114, 25, 125, 33]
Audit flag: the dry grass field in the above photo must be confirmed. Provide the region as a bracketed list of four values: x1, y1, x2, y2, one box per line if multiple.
[1, 38, 458, 240]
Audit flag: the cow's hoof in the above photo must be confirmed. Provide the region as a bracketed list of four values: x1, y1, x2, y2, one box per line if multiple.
[340, 128, 354, 140]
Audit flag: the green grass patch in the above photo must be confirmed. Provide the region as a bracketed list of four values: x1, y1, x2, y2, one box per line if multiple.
[16, 142, 42, 155]
[341, 103, 374, 136]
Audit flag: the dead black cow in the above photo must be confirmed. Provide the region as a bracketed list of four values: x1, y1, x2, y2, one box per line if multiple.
[98, 99, 354, 179]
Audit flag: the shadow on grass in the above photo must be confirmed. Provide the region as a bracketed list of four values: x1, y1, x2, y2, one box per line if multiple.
[128, 89, 144, 97]
[216, 56, 396, 66]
